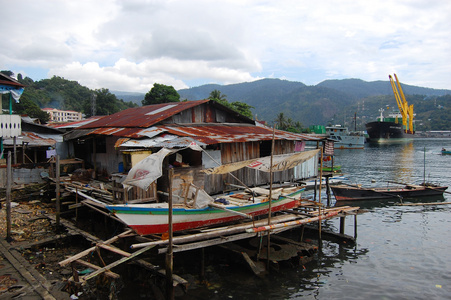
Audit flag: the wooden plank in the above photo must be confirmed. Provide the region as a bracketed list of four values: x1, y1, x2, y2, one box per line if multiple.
[74, 259, 120, 279]
[158, 232, 257, 254]
[59, 229, 134, 266]
[98, 244, 131, 257]
[80, 245, 155, 283]
[241, 252, 266, 276]
[132, 260, 188, 286]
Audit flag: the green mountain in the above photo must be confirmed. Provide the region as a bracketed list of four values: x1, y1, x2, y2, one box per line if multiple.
[178, 78, 451, 130]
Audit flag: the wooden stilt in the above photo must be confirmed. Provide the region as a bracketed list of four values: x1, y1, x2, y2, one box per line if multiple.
[56, 155, 61, 227]
[339, 216, 345, 235]
[166, 168, 174, 300]
[6, 152, 12, 242]
[354, 214, 358, 239]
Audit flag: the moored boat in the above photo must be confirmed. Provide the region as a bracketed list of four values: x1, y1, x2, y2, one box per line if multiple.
[106, 186, 305, 235]
[331, 183, 448, 201]
[326, 125, 365, 149]
[365, 74, 415, 144]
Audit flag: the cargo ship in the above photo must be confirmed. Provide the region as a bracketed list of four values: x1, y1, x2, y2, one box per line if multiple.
[365, 109, 414, 143]
[365, 74, 415, 143]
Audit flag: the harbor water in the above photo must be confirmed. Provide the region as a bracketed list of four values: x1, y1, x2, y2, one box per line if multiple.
[178, 138, 451, 300]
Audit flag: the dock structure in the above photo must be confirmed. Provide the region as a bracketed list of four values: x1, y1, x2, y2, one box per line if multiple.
[56, 192, 360, 283]
[0, 178, 361, 299]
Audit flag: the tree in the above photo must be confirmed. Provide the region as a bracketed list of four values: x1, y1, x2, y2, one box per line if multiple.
[230, 101, 254, 119]
[275, 112, 288, 130]
[12, 97, 50, 123]
[142, 83, 180, 105]
[209, 89, 227, 102]
[209, 89, 254, 119]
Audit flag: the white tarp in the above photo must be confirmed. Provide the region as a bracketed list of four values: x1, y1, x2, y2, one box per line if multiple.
[123, 148, 175, 190]
[123, 142, 203, 190]
[202, 149, 320, 175]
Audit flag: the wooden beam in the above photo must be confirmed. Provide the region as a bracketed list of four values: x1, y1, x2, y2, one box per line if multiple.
[80, 245, 155, 283]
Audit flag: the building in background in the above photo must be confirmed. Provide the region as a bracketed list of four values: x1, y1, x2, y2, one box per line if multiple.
[42, 108, 83, 123]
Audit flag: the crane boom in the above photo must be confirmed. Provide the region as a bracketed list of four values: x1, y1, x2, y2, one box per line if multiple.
[388, 74, 414, 134]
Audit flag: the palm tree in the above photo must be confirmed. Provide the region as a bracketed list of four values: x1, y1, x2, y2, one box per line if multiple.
[209, 89, 227, 102]
[275, 112, 287, 130]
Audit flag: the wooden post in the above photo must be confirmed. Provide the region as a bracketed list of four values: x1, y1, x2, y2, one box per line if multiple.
[313, 180, 317, 201]
[354, 214, 358, 239]
[56, 155, 61, 227]
[22, 141, 25, 164]
[200, 248, 205, 281]
[75, 187, 79, 223]
[166, 168, 174, 300]
[92, 138, 97, 179]
[6, 152, 12, 242]
[326, 176, 331, 207]
[13, 137, 17, 165]
[339, 216, 345, 235]
[267, 124, 276, 271]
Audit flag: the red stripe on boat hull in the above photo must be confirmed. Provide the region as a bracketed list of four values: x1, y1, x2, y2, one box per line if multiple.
[129, 200, 298, 235]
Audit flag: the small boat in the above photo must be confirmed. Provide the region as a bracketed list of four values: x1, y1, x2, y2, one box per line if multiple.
[441, 148, 451, 155]
[300, 175, 348, 189]
[106, 186, 305, 235]
[326, 125, 365, 149]
[331, 183, 448, 201]
[319, 165, 342, 173]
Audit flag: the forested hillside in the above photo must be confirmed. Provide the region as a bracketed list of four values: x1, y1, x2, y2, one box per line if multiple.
[178, 78, 451, 130]
[2, 70, 450, 130]
[1, 72, 137, 123]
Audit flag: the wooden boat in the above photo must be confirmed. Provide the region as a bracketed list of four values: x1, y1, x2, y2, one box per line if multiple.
[105, 186, 305, 235]
[331, 183, 448, 201]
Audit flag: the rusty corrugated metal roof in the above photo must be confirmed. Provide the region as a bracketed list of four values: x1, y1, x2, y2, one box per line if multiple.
[159, 124, 320, 143]
[79, 100, 210, 129]
[3, 132, 56, 147]
[69, 123, 321, 144]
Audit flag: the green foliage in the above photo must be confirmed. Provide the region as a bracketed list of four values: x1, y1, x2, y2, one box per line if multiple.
[142, 83, 180, 105]
[274, 113, 305, 133]
[209, 89, 254, 119]
[8, 74, 138, 120]
[12, 97, 50, 123]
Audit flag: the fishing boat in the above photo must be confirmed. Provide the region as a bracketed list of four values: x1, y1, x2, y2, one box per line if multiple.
[106, 186, 305, 235]
[441, 148, 451, 155]
[300, 175, 348, 189]
[331, 183, 448, 201]
[326, 125, 365, 149]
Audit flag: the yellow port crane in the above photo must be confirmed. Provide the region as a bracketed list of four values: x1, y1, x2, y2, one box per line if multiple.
[388, 74, 414, 134]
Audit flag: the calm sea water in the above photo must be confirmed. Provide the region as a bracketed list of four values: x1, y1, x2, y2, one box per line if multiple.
[177, 138, 451, 300]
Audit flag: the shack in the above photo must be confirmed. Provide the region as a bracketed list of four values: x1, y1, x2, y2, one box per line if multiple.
[64, 100, 322, 199]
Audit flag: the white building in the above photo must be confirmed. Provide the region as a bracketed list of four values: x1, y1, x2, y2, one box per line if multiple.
[42, 108, 83, 123]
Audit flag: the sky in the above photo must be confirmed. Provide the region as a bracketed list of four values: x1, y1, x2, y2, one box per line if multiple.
[2, 0, 450, 93]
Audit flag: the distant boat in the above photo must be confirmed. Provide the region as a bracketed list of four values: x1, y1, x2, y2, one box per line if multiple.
[331, 183, 447, 201]
[366, 74, 415, 144]
[365, 110, 414, 143]
[326, 125, 365, 149]
[442, 148, 451, 155]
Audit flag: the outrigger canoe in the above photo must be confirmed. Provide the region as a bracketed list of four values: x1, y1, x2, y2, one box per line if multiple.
[106, 186, 305, 235]
[331, 184, 448, 201]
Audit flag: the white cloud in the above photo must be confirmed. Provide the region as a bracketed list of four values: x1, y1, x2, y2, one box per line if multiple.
[2, 0, 451, 90]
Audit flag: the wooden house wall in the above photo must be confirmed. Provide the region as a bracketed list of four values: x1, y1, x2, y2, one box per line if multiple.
[163, 102, 251, 125]
[202, 140, 310, 195]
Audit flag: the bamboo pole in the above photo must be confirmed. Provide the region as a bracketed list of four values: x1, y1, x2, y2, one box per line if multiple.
[56, 155, 61, 227]
[266, 123, 276, 271]
[166, 168, 174, 300]
[6, 152, 12, 242]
